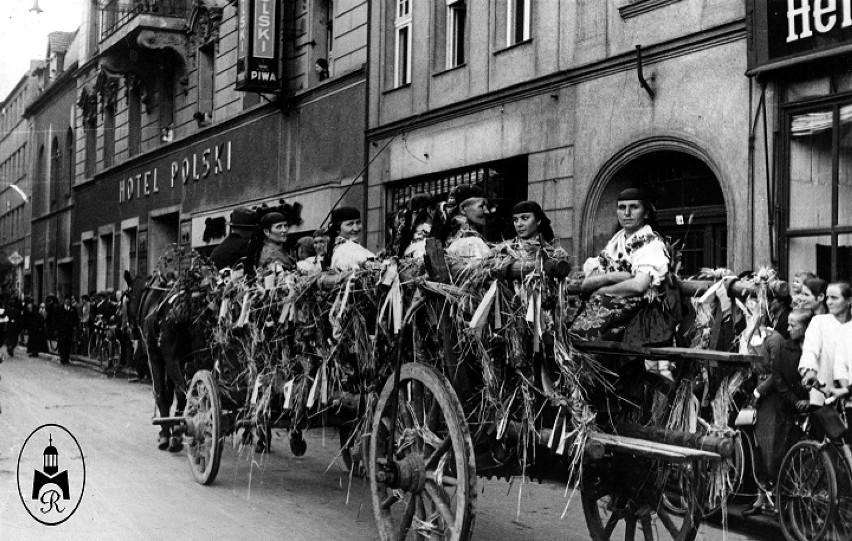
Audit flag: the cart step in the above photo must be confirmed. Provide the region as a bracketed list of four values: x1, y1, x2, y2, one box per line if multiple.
[589, 432, 722, 462]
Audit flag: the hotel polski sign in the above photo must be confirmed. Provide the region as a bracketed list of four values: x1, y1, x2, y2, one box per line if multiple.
[118, 141, 232, 204]
[236, 0, 280, 92]
[748, 0, 852, 71]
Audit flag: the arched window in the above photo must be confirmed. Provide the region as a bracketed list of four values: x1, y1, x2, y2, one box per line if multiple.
[66, 128, 74, 197]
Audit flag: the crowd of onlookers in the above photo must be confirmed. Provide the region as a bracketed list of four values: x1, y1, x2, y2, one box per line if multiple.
[0, 290, 148, 381]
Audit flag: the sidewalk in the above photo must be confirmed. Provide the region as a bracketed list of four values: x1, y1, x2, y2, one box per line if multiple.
[28, 347, 140, 380]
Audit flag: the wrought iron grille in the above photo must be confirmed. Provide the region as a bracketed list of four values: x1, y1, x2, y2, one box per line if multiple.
[99, 0, 188, 42]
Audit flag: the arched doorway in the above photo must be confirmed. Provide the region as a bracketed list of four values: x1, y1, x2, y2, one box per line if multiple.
[591, 150, 728, 277]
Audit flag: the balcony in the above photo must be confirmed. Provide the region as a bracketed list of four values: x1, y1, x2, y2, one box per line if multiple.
[99, 0, 188, 44]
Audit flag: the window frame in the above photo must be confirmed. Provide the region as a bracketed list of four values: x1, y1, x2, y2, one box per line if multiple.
[506, 0, 530, 47]
[445, 0, 466, 69]
[393, 0, 413, 87]
[781, 92, 852, 281]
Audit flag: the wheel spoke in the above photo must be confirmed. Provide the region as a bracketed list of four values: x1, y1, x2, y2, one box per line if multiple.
[603, 511, 620, 538]
[397, 496, 417, 540]
[424, 481, 456, 536]
[624, 517, 637, 541]
[641, 516, 654, 541]
[425, 437, 452, 470]
[656, 507, 680, 538]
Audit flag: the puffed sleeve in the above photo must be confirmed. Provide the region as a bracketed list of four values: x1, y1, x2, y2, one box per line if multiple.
[798, 316, 823, 375]
[833, 324, 852, 383]
[629, 238, 669, 287]
[582, 257, 602, 276]
[331, 241, 376, 272]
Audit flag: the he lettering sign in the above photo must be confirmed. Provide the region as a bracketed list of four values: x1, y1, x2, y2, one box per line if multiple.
[787, 0, 852, 42]
[254, 0, 275, 59]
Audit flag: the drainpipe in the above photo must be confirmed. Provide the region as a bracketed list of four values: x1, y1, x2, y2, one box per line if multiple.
[361, 0, 372, 248]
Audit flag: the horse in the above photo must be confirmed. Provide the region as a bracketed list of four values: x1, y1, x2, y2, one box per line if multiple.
[124, 270, 193, 452]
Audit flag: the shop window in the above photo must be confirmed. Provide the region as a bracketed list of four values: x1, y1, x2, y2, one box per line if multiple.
[445, 0, 466, 69]
[784, 101, 852, 281]
[137, 229, 148, 278]
[506, 0, 530, 46]
[99, 233, 114, 291]
[386, 156, 528, 242]
[393, 0, 412, 87]
[103, 102, 115, 167]
[122, 227, 138, 276]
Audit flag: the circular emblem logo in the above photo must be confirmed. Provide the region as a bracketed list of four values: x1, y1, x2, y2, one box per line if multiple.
[16, 424, 85, 526]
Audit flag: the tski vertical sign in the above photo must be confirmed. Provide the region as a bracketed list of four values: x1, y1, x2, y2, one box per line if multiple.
[236, 0, 281, 92]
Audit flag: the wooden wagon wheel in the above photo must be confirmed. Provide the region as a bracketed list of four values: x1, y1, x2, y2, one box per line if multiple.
[581, 456, 703, 541]
[184, 369, 223, 485]
[369, 362, 476, 541]
[661, 432, 745, 518]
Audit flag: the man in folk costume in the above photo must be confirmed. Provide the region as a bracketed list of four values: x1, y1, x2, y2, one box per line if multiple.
[210, 207, 259, 271]
[572, 187, 673, 345]
[256, 212, 296, 271]
[327, 206, 375, 271]
[445, 184, 491, 259]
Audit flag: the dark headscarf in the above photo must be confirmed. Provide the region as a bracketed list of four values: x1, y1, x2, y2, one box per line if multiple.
[512, 201, 554, 242]
[324, 206, 362, 268]
[616, 187, 659, 232]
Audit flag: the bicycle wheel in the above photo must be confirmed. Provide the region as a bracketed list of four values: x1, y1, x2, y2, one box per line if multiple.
[98, 342, 109, 371]
[825, 444, 852, 541]
[777, 441, 837, 541]
[107, 339, 122, 376]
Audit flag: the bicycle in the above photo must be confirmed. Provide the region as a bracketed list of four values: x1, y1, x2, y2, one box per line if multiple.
[776, 385, 852, 541]
[88, 316, 122, 375]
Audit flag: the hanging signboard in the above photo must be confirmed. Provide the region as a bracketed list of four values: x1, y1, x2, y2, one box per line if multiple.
[235, 0, 281, 92]
[747, 0, 852, 74]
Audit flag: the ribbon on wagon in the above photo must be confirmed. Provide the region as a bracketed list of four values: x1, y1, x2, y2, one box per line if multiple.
[377, 275, 404, 335]
[234, 291, 253, 328]
[469, 280, 499, 332]
[330, 274, 356, 340]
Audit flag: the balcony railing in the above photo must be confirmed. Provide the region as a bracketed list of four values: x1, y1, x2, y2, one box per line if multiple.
[99, 0, 188, 42]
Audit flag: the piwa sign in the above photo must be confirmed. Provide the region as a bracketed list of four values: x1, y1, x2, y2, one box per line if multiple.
[747, 0, 852, 72]
[236, 0, 280, 92]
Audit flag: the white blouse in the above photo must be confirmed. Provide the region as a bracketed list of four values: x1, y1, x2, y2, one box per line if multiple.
[331, 238, 375, 272]
[582, 224, 670, 290]
[831, 321, 852, 383]
[799, 314, 844, 385]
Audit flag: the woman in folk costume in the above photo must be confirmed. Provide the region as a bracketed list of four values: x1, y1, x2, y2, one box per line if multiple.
[496, 201, 556, 259]
[571, 187, 673, 344]
[254, 212, 296, 271]
[402, 215, 433, 259]
[326, 206, 375, 271]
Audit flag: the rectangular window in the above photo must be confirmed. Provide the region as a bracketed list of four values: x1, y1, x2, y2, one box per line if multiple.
[506, 0, 530, 46]
[446, 0, 466, 68]
[128, 84, 141, 156]
[85, 121, 96, 177]
[394, 0, 412, 87]
[784, 101, 852, 281]
[197, 43, 215, 123]
[103, 103, 115, 168]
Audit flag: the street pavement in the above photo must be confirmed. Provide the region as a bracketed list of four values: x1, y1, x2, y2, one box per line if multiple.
[0, 351, 774, 541]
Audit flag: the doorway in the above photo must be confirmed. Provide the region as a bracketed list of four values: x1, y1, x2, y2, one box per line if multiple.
[594, 151, 728, 277]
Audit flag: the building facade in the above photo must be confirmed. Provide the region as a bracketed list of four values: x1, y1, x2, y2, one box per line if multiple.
[746, 0, 852, 281]
[366, 0, 772, 277]
[71, 0, 368, 295]
[25, 31, 81, 303]
[0, 69, 38, 298]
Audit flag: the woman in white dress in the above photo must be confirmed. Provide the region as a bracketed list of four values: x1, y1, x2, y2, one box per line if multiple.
[326, 206, 375, 272]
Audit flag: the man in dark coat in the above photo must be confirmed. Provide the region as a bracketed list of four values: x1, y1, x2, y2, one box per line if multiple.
[4, 300, 21, 356]
[55, 296, 79, 365]
[211, 207, 259, 271]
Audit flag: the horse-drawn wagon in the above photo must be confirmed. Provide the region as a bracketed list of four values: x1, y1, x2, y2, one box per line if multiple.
[129, 244, 769, 540]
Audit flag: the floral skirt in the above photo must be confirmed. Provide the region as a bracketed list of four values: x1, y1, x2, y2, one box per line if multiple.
[569, 294, 643, 342]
